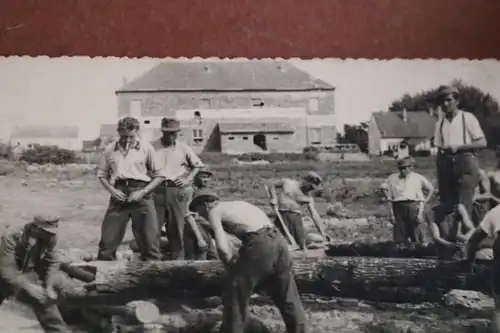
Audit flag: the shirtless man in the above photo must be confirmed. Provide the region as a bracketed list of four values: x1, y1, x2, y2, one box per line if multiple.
[188, 189, 308, 333]
[471, 169, 500, 227]
[265, 171, 328, 250]
[465, 203, 500, 332]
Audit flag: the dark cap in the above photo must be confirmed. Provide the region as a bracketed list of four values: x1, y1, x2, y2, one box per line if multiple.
[397, 157, 412, 168]
[161, 117, 181, 132]
[117, 117, 140, 131]
[189, 189, 219, 211]
[32, 215, 60, 232]
[303, 171, 322, 186]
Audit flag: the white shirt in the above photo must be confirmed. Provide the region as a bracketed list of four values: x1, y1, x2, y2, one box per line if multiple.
[381, 172, 433, 202]
[433, 110, 485, 148]
[478, 205, 500, 238]
[151, 140, 204, 181]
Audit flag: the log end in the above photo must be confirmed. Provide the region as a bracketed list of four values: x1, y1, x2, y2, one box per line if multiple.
[127, 301, 160, 324]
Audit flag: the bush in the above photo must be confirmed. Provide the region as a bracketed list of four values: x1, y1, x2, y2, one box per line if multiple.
[0, 143, 13, 159]
[20, 145, 77, 165]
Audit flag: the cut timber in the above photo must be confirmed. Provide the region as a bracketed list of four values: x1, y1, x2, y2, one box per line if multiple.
[59, 257, 493, 305]
[325, 241, 439, 258]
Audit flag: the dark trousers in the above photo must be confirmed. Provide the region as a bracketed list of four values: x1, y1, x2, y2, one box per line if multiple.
[184, 217, 219, 260]
[0, 288, 69, 333]
[220, 227, 307, 333]
[97, 179, 162, 261]
[437, 152, 480, 218]
[392, 201, 424, 244]
[275, 211, 306, 250]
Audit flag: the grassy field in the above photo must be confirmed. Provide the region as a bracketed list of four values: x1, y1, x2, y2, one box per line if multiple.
[0, 151, 498, 255]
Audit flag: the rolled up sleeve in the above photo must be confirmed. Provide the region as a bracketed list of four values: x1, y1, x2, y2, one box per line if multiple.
[146, 144, 166, 179]
[184, 144, 205, 169]
[96, 149, 110, 179]
[466, 113, 486, 141]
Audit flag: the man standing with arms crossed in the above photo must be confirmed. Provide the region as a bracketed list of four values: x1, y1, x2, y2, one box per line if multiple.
[152, 117, 207, 260]
[189, 189, 308, 333]
[96, 117, 165, 261]
[380, 157, 435, 244]
[433, 85, 487, 219]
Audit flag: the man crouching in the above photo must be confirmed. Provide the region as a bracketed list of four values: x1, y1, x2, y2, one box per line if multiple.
[0, 215, 71, 333]
[189, 189, 308, 333]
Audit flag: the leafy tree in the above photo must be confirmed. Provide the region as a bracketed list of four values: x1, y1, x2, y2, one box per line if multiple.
[336, 122, 368, 153]
[389, 79, 500, 149]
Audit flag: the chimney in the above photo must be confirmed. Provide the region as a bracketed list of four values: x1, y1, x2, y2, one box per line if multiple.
[402, 108, 408, 122]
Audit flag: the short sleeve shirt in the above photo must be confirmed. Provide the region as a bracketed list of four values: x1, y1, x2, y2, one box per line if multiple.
[433, 110, 485, 148]
[479, 205, 500, 238]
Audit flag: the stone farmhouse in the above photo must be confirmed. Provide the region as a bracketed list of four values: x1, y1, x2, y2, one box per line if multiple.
[367, 109, 439, 156]
[114, 60, 337, 154]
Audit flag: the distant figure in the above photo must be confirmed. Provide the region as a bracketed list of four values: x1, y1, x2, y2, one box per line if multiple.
[265, 171, 328, 251]
[433, 85, 487, 219]
[96, 117, 165, 261]
[380, 157, 435, 244]
[397, 140, 409, 159]
[0, 216, 71, 333]
[189, 190, 308, 333]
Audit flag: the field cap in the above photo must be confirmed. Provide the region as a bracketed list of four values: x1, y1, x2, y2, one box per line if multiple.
[32, 215, 60, 233]
[303, 171, 322, 186]
[397, 157, 412, 168]
[117, 117, 140, 131]
[438, 85, 459, 98]
[197, 166, 213, 176]
[189, 189, 219, 211]
[161, 117, 181, 132]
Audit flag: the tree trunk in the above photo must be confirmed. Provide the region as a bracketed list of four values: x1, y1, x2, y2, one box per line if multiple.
[324, 241, 439, 258]
[57, 256, 493, 306]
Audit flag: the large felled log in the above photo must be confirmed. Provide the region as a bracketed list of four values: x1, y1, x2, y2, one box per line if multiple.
[58, 256, 494, 305]
[325, 241, 439, 258]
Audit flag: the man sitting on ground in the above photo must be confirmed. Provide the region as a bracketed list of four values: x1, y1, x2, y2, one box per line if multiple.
[189, 189, 308, 333]
[265, 171, 328, 251]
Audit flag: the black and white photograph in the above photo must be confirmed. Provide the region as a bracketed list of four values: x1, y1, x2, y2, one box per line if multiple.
[1, 57, 500, 332]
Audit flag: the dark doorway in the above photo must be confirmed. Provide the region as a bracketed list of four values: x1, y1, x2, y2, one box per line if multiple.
[253, 133, 267, 151]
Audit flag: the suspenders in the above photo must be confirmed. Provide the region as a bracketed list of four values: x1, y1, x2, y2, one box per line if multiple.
[440, 111, 467, 146]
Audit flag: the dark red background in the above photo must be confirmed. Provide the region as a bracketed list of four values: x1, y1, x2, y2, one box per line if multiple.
[1, 0, 500, 59]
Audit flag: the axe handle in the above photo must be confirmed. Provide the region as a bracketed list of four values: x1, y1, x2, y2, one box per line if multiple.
[264, 185, 299, 248]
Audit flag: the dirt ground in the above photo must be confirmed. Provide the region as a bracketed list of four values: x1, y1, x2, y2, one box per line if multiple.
[0, 155, 497, 332]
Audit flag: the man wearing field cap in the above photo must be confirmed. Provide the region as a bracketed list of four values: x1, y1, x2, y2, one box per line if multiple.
[0, 215, 71, 332]
[265, 170, 328, 251]
[188, 189, 308, 333]
[433, 85, 487, 219]
[96, 117, 165, 261]
[381, 157, 435, 244]
[152, 117, 207, 260]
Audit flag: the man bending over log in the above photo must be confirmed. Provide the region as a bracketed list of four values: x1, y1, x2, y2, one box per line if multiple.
[184, 167, 219, 260]
[471, 168, 500, 227]
[265, 171, 328, 250]
[425, 203, 474, 260]
[189, 189, 308, 333]
[466, 203, 500, 332]
[0, 216, 71, 332]
[381, 157, 434, 244]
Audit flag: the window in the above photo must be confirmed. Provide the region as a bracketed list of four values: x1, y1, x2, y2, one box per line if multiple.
[200, 99, 211, 109]
[308, 98, 319, 112]
[130, 100, 142, 117]
[251, 98, 264, 107]
[228, 136, 235, 141]
[242, 136, 248, 140]
[144, 120, 150, 124]
[193, 128, 203, 144]
[309, 128, 322, 145]
[273, 136, 279, 140]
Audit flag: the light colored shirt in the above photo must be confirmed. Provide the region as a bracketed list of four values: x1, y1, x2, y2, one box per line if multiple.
[97, 140, 163, 184]
[276, 179, 313, 213]
[381, 171, 433, 202]
[478, 205, 500, 238]
[433, 110, 485, 147]
[152, 140, 204, 181]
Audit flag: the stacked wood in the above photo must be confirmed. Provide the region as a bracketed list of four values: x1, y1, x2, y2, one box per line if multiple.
[324, 241, 439, 258]
[55, 256, 493, 306]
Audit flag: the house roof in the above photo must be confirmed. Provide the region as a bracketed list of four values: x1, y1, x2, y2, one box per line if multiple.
[372, 111, 438, 138]
[116, 61, 334, 93]
[99, 124, 117, 138]
[10, 125, 79, 139]
[218, 121, 295, 134]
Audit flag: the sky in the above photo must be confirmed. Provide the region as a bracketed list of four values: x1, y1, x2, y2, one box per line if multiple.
[0, 56, 499, 141]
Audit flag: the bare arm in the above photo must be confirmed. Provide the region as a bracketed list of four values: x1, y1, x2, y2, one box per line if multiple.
[208, 208, 232, 266]
[456, 203, 475, 233]
[427, 221, 455, 247]
[264, 179, 285, 206]
[184, 145, 205, 184]
[466, 228, 489, 263]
